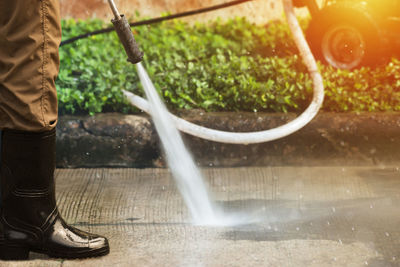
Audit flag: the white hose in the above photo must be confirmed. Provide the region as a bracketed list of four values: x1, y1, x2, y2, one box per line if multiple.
[123, 0, 324, 144]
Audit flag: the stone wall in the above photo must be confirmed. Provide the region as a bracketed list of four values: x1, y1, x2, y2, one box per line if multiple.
[60, 0, 311, 24]
[56, 112, 400, 168]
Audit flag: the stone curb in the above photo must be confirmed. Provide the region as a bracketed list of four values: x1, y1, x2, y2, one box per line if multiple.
[56, 112, 400, 168]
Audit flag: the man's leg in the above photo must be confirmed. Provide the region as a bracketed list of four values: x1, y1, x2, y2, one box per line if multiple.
[0, 1, 109, 260]
[0, 0, 59, 131]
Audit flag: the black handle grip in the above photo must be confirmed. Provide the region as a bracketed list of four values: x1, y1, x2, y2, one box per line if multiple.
[112, 15, 144, 64]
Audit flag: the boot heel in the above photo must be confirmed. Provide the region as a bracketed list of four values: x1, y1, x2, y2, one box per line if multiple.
[0, 244, 29, 260]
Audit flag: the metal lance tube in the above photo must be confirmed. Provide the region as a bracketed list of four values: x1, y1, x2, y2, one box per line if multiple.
[107, 0, 144, 64]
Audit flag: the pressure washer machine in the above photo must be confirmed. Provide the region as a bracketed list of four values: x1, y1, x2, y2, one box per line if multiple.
[294, 0, 400, 69]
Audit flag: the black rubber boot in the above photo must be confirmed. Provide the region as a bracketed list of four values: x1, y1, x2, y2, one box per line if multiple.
[0, 129, 109, 260]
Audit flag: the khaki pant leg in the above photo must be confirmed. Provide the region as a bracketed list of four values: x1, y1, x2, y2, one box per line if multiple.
[0, 0, 61, 132]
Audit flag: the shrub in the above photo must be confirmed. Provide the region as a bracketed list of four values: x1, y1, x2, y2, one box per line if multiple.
[57, 17, 400, 115]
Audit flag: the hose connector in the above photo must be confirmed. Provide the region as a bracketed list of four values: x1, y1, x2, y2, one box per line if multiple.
[112, 14, 144, 64]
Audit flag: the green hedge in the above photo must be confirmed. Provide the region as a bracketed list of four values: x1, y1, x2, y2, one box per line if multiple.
[57, 17, 400, 115]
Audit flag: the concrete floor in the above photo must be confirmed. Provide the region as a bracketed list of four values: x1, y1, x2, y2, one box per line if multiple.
[1, 166, 400, 267]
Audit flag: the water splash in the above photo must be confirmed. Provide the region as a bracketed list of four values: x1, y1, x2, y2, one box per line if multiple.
[136, 62, 216, 225]
[135, 63, 267, 226]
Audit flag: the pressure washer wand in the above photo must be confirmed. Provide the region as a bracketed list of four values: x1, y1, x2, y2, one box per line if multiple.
[107, 0, 144, 64]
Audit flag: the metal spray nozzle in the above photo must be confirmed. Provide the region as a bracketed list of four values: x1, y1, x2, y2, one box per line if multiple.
[108, 0, 143, 64]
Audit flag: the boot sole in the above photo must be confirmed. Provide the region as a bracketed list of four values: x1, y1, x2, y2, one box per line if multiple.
[0, 244, 30, 260]
[43, 245, 110, 259]
[0, 244, 110, 260]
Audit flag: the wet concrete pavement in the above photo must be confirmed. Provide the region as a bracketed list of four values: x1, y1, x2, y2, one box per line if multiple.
[1, 166, 399, 266]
